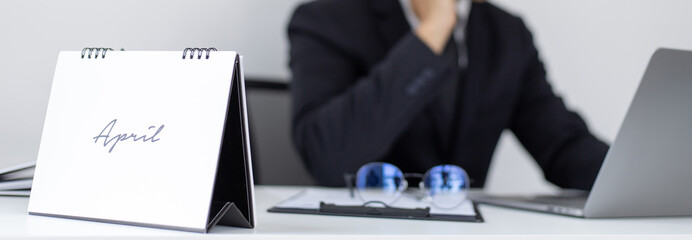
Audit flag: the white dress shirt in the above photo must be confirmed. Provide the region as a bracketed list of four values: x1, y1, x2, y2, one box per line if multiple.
[398, 0, 472, 67]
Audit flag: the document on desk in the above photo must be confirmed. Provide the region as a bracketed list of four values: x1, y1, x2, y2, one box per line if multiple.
[0, 179, 32, 191]
[0, 190, 31, 197]
[0, 161, 34, 196]
[269, 188, 483, 222]
[0, 161, 35, 181]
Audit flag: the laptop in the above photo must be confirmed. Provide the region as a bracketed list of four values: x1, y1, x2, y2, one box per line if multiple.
[471, 48, 692, 218]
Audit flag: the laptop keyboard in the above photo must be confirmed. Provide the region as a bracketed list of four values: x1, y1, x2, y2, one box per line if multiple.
[527, 195, 588, 208]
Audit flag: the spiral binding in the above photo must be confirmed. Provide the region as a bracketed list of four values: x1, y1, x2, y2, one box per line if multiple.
[182, 47, 217, 59]
[81, 48, 115, 59]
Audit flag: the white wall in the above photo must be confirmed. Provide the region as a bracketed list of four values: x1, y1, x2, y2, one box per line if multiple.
[486, 0, 692, 193]
[2, 0, 692, 192]
[0, 0, 304, 167]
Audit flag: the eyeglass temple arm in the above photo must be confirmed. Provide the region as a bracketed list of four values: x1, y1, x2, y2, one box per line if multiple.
[343, 173, 355, 198]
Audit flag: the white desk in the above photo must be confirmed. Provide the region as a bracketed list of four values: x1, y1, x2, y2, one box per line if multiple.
[2, 186, 692, 239]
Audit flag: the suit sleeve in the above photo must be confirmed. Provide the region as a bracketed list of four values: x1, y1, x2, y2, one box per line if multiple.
[510, 20, 609, 190]
[288, 4, 455, 186]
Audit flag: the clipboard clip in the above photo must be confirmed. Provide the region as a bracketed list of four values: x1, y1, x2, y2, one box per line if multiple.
[319, 201, 430, 218]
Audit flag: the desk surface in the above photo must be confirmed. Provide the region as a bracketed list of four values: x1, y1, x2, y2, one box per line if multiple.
[2, 186, 692, 239]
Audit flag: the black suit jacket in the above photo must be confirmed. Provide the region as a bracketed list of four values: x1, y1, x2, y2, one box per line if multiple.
[288, 0, 609, 190]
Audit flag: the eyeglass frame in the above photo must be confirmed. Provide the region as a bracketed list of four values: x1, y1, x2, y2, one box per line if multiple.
[343, 162, 472, 208]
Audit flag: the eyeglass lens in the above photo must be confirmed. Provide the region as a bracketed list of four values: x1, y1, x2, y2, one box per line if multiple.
[422, 165, 469, 208]
[355, 162, 407, 204]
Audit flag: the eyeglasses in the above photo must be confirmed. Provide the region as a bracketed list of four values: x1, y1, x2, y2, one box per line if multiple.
[344, 162, 470, 209]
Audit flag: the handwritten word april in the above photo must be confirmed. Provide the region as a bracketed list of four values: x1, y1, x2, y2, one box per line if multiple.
[93, 119, 164, 153]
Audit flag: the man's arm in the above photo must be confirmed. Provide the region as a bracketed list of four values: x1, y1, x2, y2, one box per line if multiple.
[288, 2, 455, 186]
[510, 20, 609, 190]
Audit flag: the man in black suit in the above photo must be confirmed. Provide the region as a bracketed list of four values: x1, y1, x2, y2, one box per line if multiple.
[288, 0, 609, 190]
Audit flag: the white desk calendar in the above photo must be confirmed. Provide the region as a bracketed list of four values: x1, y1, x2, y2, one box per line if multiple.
[28, 48, 255, 233]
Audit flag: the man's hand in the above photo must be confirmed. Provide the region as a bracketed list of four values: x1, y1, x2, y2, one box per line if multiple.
[411, 0, 457, 55]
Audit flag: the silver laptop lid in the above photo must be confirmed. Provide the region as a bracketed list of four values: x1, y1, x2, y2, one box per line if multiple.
[584, 48, 692, 218]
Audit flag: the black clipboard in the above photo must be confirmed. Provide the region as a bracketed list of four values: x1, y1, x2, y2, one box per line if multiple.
[267, 189, 484, 223]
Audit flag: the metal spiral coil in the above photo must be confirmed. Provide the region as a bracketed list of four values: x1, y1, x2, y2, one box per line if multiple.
[182, 47, 218, 59]
[81, 48, 115, 59]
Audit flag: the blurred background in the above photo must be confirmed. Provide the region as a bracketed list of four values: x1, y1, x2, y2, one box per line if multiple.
[1, 0, 691, 193]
